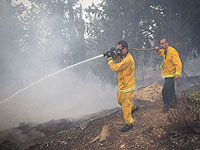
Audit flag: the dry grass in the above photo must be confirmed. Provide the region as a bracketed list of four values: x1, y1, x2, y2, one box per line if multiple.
[168, 90, 200, 133]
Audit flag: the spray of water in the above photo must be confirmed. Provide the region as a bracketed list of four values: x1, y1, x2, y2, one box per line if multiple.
[0, 54, 104, 104]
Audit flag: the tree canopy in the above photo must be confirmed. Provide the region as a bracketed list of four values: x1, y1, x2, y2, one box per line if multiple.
[0, 0, 200, 89]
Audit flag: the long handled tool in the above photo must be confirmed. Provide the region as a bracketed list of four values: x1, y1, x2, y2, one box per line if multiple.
[103, 47, 156, 57]
[128, 48, 155, 51]
[128, 48, 200, 89]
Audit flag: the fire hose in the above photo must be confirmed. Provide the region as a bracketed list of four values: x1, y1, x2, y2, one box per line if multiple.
[104, 47, 200, 89]
[182, 70, 200, 89]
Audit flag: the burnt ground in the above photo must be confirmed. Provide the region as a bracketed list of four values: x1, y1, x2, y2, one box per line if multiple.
[0, 82, 200, 150]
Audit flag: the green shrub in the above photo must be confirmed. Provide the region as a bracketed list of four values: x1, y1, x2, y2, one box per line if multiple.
[189, 91, 200, 114]
[168, 90, 200, 133]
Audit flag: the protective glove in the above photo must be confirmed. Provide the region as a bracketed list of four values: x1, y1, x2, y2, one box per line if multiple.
[154, 46, 160, 53]
[105, 51, 112, 58]
[110, 47, 116, 53]
[110, 47, 117, 58]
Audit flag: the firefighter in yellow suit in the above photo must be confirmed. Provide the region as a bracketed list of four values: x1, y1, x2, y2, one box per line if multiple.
[155, 38, 182, 113]
[105, 40, 138, 132]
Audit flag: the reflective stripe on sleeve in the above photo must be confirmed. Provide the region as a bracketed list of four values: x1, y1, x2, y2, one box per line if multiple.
[175, 72, 181, 75]
[108, 60, 114, 65]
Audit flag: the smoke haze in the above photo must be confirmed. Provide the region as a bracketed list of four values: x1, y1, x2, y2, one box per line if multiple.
[1, 0, 200, 132]
[0, 69, 118, 131]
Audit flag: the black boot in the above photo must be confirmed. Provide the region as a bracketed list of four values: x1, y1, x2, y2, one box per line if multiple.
[131, 106, 139, 114]
[121, 124, 133, 132]
[163, 107, 169, 113]
[163, 103, 169, 113]
[169, 103, 175, 108]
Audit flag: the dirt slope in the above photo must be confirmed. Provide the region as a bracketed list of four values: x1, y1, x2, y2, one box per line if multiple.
[0, 82, 200, 150]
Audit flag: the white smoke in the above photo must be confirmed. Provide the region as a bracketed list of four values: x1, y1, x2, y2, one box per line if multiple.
[0, 69, 118, 131]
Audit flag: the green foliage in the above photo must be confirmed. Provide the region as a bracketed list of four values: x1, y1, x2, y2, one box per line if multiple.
[85, 0, 200, 82]
[189, 91, 200, 113]
[169, 90, 200, 133]
[0, 0, 87, 89]
[1, 0, 200, 85]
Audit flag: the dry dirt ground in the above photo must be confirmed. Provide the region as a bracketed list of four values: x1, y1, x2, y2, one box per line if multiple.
[0, 82, 200, 150]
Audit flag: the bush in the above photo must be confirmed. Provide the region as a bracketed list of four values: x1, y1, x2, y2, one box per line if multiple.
[189, 91, 200, 120]
[168, 90, 200, 133]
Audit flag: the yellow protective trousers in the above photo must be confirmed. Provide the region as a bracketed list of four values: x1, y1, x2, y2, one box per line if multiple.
[117, 90, 136, 125]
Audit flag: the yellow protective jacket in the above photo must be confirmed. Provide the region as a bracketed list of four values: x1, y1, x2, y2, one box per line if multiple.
[108, 52, 135, 92]
[156, 46, 182, 78]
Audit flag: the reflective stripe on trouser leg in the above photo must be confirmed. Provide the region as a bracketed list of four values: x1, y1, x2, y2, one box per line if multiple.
[118, 90, 135, 108]
[131, 103, 136, 110]
[118, 90, 134, 125]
